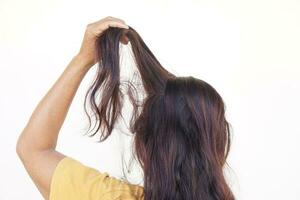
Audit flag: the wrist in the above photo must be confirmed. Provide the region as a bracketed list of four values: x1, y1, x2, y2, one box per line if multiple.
[73, 53, 95, 70]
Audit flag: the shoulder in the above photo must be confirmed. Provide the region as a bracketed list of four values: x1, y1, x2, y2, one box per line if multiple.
[50, 156, 144, 200]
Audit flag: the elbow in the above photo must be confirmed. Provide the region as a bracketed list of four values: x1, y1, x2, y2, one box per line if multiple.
[16, 136, 26, 158]
[16, 134, 32, 159]
[16, 133, 55, 158]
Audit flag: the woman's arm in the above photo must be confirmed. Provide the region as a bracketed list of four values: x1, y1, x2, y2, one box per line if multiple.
[16, 16, 128, 200]
[16, 55, 90, 199]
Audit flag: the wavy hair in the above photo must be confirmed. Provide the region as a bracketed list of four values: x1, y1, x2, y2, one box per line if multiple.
[83, 26, 174, 141]
[83, 26, 235, 200]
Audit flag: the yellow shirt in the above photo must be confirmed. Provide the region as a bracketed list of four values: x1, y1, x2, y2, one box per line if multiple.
[49, 156, 145, 200]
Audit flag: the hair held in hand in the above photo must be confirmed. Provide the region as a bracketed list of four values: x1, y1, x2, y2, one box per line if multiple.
[83, 26, 235, 200]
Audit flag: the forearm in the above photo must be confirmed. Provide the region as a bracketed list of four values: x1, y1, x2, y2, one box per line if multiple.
[17, 55, 91, 151]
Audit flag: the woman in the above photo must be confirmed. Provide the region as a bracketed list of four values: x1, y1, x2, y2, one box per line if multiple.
[16, 16, 234, 200]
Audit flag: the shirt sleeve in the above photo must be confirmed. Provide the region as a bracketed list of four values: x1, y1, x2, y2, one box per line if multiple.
[49, 156, 144, 200]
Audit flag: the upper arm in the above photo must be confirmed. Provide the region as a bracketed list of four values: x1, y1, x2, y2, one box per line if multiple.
[16, 143, 66, 200]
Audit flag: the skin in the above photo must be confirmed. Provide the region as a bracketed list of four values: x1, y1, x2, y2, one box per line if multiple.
[16, 16, 129, 200]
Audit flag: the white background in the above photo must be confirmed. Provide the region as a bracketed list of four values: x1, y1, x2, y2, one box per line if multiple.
[1, 0, 300, 199]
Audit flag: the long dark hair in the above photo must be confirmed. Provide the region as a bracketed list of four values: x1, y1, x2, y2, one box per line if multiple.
[134, 76, 234, 200]
[83, 26, 174, 141]
[83, 26, 234, 200]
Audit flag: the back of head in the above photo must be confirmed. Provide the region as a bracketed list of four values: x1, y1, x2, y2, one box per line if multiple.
[134, 76, 234, 200]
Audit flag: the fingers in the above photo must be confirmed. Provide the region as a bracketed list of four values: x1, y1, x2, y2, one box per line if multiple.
[106, 21, 129, 29]
[106, 16, 126, 25]
[93, 16, 129, 30]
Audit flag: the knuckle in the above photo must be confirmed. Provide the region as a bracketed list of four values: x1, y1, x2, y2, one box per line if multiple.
[86, 23, 93, 28]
